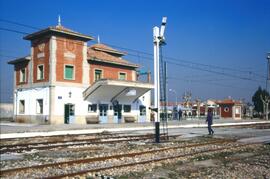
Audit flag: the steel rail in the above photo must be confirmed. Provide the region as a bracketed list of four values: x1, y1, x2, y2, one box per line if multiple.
[1, 134, 156, 147]
[1, 134, 176, 154]
[0, 139, 232, 176]
[231, 123, 270, 129]
[0, 132, 127, 141]
[44, 142, 261, 179]
[214, 123, 270, 129]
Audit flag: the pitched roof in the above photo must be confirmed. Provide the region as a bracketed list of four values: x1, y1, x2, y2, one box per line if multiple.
[87, 43, 139, 68]
[24, 25, 93, 41]
[91, 44, 126, 56]
[215, 99, 242, 105]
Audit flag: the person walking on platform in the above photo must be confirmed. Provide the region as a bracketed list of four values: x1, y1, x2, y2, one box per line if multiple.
[206, 108, 214, 135]
[178, 109, 182, 121]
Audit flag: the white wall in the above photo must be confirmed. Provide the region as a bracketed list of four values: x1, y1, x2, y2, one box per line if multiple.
[14, 86, 151, 123]
[137, 90, 151, 121]
[0, 103, 13, 119]
[16, 87, 50, 115]
[54, 86, 89, 116]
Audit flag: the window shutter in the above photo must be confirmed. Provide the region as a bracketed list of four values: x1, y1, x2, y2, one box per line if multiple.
[65, 66, 74, 79]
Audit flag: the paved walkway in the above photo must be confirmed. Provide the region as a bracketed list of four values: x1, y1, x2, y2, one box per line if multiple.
[1, 119, 269, 139]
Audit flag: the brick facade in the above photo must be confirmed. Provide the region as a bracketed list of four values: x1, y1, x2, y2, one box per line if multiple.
[55, 37, 84, 83]
[8, 24, 153, 124]
[216, 99, 242, 119]
[89, 62, 134, 84]
[15, 61, 29, 85]
[219, 104, 233, 118]
[32, 38, 50, 83]
[12, 25, 138, 88]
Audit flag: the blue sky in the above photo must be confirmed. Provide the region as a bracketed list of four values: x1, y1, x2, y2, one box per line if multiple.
[0, 0, 269, 103]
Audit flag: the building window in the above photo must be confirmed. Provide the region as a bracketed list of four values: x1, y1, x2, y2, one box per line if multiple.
[94, 69, 102, 81]
[140, 105, 146, 116]
[119, 72, 127, 80]
[36, 99, 43, 114]
[235, 107, 240, 114]
[88, 104, 97, 112]
[224, 107, 229, 112]
[19, 100, 25, 114]
[20, 68, 26, 83]
[64, 65, 74, 80]
[37, 65, 44, 80]
[123, 105, 131, 112]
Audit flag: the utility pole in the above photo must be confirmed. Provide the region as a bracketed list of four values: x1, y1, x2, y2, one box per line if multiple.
[153, 17, 167, 143]
[182, 91, 192, 117]
[261, 94, 269, 120]
[164, 61, 168, 122]
[169, 89, 177, 108]
[262, 52, 270, 120]
[266, 52, 270, 93]
[183, 91, 192, 107]
[195, 98, 201, 118]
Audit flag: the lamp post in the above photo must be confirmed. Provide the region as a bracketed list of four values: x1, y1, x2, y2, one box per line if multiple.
[169, 89, 178, 120]
[169, 89, 177, 108]
[264, 52, 270, 120]
[182, 91, 192, 117]
[266, 52, 270, 93]
[153, 17, 167, 143]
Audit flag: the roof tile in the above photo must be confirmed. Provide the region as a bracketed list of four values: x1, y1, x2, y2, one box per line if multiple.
[87, 44, 138, 68]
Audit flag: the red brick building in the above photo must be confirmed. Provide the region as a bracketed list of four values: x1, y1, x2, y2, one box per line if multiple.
[216, 99, 242, 119]
[8, 23, 153, 124]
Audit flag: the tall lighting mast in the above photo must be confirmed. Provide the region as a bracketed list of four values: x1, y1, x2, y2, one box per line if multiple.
[262, 52, 270, 120]
[266, 52, 270, 93]
[153, 17, 167, 143]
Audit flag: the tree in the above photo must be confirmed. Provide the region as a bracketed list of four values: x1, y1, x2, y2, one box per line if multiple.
[252, 86, 270, 118]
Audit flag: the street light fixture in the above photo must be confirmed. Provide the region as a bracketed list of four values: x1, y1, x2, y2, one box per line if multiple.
[169, 89, 177, 107]
[169, 89, 178, 120]
[153, 17, 167, 143]
[266, 52, 270, 92]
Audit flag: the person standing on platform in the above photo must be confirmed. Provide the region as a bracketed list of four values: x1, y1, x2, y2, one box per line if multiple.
[206, 108, 214, 135]
[178, 109, 182, 120]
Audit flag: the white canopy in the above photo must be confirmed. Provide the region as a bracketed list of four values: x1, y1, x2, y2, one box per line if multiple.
[83, 79, 154, 104]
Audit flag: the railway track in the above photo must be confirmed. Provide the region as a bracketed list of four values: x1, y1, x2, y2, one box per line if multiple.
[1, 122, 268, 178]
[0, 138, 237, 178]
[46, 143, 261, 179]
[0, 131, 127, 141]
[0, 134, 176, 154]
[0, 133, 144, 146]
[230, 123, 270, 129]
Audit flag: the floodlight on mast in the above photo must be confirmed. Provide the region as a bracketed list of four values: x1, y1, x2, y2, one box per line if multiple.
[159, 17, 167, 44]
[153, 16, 167, 143]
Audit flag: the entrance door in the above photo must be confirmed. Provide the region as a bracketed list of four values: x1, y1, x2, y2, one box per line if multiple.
[64, 104, 75, 124]
[99, 104, 108, 123]
[113, 105, 122, 123]
[138, 105, 146, 123]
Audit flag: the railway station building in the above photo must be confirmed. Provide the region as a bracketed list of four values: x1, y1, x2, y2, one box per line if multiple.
[216, 99, 242, 119]
[8, 23, 153, 124]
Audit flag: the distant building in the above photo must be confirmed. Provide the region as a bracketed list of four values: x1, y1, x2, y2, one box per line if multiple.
[242, 103, 254, 119]
[161, 98, 243, 120]
[8, 23, 153, 124]
[216, 99, 242, 119]
[0, 103, 13, 120]
[191, 100, 219, 117]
